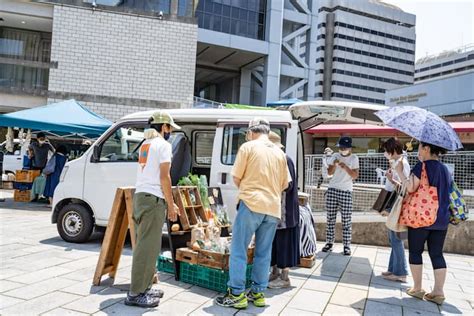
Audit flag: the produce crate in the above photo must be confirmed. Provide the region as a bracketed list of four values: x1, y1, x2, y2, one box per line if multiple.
[156, 255, 174, 274]
[14, 190, 31, 202]
[15, 170, 40, 183]
[176, 247, 199, 264]
[298, 255, 316, 268]
[180, 262, 253, 293]
[197, 247, 254, 270]
[2, 181, 14, 190]
[13, 182, 33, 191]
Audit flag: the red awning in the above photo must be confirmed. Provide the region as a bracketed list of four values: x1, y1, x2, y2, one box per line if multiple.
[306, 122, 474, 135]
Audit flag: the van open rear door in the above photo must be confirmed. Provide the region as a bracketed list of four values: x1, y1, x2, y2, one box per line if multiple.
[289, 100, 387, 131]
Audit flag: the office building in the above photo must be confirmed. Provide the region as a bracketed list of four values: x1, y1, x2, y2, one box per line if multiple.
[1, 0, 416, 120]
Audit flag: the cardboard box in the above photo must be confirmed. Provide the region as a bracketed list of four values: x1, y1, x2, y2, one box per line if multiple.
[14, 190, 31, 202]
[15, 170, 41, 183]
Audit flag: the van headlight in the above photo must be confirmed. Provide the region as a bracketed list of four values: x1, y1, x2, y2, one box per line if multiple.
[60, 165, 69, 182]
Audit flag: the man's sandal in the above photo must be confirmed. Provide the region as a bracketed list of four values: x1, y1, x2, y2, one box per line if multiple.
[406, 288, 426, 300]
[424, 293, 445, 305]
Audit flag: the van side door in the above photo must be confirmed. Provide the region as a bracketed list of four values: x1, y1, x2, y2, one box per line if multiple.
[210, 121, 291, 222]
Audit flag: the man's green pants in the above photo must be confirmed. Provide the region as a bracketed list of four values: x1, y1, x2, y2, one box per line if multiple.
[130, 192, 166, 294]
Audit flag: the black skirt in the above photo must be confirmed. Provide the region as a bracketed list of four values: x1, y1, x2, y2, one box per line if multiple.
[271, 226, 301, 269]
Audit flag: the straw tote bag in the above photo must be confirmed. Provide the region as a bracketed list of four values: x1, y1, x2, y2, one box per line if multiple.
[399, 163, 438, 228]
[385, 182, 408, 232]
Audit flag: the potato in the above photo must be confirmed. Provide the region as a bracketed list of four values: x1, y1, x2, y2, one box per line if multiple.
[171, 224, 180, 232]
[192, 241, 201, 251]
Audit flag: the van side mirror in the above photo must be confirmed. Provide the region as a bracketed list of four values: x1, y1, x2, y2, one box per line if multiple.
[91, 146, 100, 163]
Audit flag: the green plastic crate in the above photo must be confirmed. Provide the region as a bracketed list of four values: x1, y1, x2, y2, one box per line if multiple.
[156, 255, 175, 274]
[179, 261, 253, 293]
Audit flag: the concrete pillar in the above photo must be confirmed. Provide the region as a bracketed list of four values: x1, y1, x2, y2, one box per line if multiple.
[306, 0, 320, 100]
[262, 0, 284, 105]
[239, 68, 252, 105]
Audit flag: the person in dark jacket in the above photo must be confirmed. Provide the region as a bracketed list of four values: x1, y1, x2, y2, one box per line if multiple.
[268, 132, 300, 288]
[43, 145, 68, 206]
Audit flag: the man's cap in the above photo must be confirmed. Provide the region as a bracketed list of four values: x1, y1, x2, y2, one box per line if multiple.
[336, 136, 353, 148]
[248, 117, 270, 129]
[268, 131, 284, 148]
[149, 110, 181, 130]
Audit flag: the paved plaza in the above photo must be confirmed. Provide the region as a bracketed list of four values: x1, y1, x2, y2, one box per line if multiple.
[0, 195, 473, 315]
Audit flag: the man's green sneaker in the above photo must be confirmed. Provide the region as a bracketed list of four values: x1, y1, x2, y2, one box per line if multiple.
[215, 289, 248, 309]
[247, 291, 265, 307]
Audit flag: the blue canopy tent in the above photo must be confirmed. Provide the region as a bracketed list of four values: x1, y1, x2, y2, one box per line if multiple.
[0, 99, 112, 137]
[266, 98, 302, 107]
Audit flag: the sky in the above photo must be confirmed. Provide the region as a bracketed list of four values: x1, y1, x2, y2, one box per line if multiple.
[382, 0, 474, 61]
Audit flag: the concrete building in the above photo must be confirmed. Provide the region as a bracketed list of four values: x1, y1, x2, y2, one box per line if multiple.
[1, 0, 416, 120]
[386, 45, 474, 117]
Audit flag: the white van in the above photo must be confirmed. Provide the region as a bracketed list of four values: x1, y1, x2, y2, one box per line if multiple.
[1, 139, 25, 175]
[52, 101, 386, 243]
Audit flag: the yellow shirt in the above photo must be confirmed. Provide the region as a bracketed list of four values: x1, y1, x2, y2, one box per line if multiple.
[231, 138, 289, 218]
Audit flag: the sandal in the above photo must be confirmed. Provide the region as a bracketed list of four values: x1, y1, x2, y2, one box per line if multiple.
[424, 293, 445, 305]
[406, 288, 426, 300]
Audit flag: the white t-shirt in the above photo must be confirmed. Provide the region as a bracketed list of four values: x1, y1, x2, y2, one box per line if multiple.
[135, 136, 172, 198]
[384, 156, 410, 192]
[328, 153, 359, 191]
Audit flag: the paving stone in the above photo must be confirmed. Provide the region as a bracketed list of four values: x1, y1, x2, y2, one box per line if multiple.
[7, 266, 73, 284]
[364, 300, 403, 316]
[239, 292, 293, 315]
[400, 291, 443, 313]
[440, 296, 473, 313]
[0, 280, 24, 293]
[280, 307, 321, 315]
[62, 287, 125, 314]
[303, 275, 339, 293]
[59, 280, 107, 296]
[92, 301, 157, 315]
[149, 284, 187, 303]
[0, 294, 24, 310]
[42, 307, 90, 315]
[367, 286, 403, 306]
[172, 286, 217, 304]
[60, 267, 99, 282]
[339, 272, 371, 290]
[345, 262, 374, 276]
[287, 289, 332, 313]
[0, 268, 26, 280]
[4, 277, 77, 300]
[402, 306, 441, 316]
[329, 285, 367, 310]
[188, 299, 237, 316]
[323, 303, 363, 315]
[155, 298, 201, 315]
[0, 291, 81, 315]
[370, 275, 410, 289]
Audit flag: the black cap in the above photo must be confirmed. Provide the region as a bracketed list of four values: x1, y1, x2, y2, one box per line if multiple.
[336, 136, 353, 148]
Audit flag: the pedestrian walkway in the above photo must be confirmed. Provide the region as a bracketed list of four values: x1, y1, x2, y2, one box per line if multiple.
[0, 205, 472, 315]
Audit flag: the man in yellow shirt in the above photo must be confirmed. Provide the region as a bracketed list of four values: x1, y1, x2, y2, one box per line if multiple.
[215, 118, 288, 309]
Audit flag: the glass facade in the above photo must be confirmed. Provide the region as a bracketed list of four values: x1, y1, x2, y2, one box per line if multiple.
[0, 27, 51, 91]
[195, 0, 266, 40]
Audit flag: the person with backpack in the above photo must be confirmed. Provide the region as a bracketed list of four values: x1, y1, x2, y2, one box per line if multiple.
[43, 145, 68, 206]
[395, 141, 451, 305]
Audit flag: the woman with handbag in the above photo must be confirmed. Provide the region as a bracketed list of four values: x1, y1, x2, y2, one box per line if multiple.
[380, 138, 409, 282]
[395, 141, 451, 305]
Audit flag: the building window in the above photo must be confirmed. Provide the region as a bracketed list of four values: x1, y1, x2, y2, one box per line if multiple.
[330, 45, 414, 65]
[332, 57, 414, 76]
[331, 92, 385, 105]
[0, 28, 51, 92]
[195, 0, 266, 40]
[333, 33, 414, 55]
[332, 69, 412, 85]
[332, 81, 386, 93]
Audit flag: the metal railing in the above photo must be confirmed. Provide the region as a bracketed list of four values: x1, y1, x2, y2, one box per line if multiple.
[305, 152, 474, 212]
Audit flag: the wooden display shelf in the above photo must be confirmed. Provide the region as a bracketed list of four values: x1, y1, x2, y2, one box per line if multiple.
[172, 186, 208, 231]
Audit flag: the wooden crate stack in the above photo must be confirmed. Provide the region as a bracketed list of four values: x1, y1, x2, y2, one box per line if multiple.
[14, 170, 40, 202]
[171, 186, 208, 231]
[176, 246, 254, 270]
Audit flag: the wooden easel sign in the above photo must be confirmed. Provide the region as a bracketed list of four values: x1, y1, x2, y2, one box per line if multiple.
[93, 187, 136, 286]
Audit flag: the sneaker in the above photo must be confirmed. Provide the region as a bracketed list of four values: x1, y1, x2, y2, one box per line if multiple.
[269, 272, 280, 282]
[247, 291, 265, 307]
[322, 243, 333, 253]
[268, 278, 291, 289]
[125, 292, 159, 308]
[215, 289, 248, 309]
[146, 287, 164, 298]
[343, 247, 351, 256]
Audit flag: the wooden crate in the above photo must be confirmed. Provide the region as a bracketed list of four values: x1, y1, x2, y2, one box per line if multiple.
[15, 170, 40, 183]
[2, 181, 13, 190]
[176, 247, 199, 264]
[298, 255, 316, 268]
[14, 190, 31, 202]
[197, 247, 254, 270]
[172, 186, 208, 231]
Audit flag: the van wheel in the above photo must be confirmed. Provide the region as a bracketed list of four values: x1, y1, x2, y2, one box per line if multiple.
[57, 204, 93, 243]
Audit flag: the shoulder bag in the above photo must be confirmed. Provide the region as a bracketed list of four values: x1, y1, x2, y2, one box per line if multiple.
[385, 182, 408, 232]
[399, 163, 438, 228]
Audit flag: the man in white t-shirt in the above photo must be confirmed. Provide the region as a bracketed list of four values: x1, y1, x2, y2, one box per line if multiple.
[126, 111, 181, 308]
[322, 137, 359, 256]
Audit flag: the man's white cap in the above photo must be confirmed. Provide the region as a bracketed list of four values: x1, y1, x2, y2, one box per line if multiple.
[248, 117, 270, 129]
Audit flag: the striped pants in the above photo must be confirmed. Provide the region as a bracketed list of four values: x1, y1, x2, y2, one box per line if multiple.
[325, 188, 353, 247]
